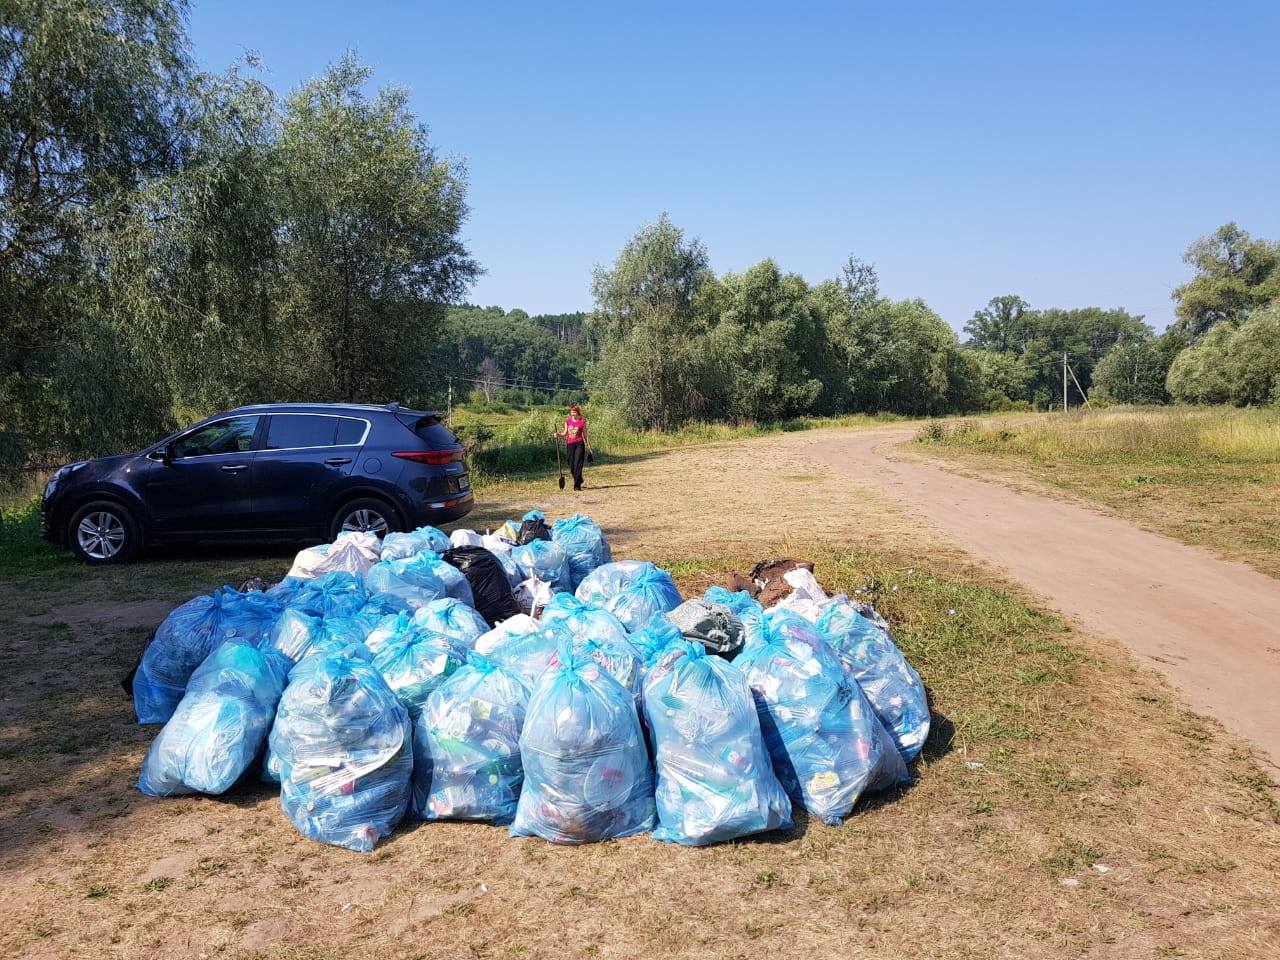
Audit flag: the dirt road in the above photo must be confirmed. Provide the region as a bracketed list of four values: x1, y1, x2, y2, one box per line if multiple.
[797, 426, 1280, 770]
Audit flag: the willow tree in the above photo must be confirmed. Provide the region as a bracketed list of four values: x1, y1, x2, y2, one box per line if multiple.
[0, 0, 193, 471]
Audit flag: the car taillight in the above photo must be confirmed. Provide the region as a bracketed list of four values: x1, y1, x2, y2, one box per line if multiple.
[392, 447, 465, 465]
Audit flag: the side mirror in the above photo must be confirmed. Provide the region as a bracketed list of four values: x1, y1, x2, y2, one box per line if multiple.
[161, 443, 175, 465]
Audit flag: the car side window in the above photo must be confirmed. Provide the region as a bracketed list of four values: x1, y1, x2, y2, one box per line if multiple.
[264, 414, 349, 450]
[172, 416, 260, 459]
[335, 418, 366, 445]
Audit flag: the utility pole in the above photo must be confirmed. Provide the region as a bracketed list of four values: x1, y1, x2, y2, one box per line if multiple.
[1063, 352, 1068, 412]
[447, 377, 453, 423]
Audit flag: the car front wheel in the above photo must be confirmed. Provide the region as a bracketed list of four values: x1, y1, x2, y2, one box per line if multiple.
[330, 497, 403, 540]
[68, 500, 140, 565]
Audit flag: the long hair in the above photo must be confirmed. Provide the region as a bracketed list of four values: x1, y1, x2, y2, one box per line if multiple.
[569, 403, 582, 416]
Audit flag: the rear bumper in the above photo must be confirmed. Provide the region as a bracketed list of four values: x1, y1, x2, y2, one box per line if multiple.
[411, 492, 474, 527]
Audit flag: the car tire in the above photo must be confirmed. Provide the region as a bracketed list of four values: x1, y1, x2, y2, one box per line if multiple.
[67, 500, 141, 565]
[329, 496, 403, 540]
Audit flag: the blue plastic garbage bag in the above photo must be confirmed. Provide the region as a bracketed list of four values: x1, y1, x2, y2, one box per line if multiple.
[473, 613, 540, 655]
[138, 639, 289, 796]
[264, 607, 361, 665]
[491, 547, 523, 588]
[540, 593, 631, 647]
[371, 629, 466, 718]
[380, 525, 451, 561]
[551, 513, 613, 590]
[510, 539, 572, 593]
[574, 559, 649, 605]
[270, 654, 413, 852]
[410, 653, 531, 823]
[510, 648, 655, 844]
[287, 618, 372, 677]
[606, 566, 682, 632]
[364, 610, 416, 654]
[642, 640, 791, 845]
[576, 561, 682, 631]
[412, 597, 489, 647]
[134, 587, 281, 724]
[286, 572, 366, 621]
[352, 593, 405, 633]
[704, 586, 764, 623]
[258, 629, 373, 787]
[366, 551, 474, 610]
[735, 610, 907, 826]
[546, 632, 643, 700]
[265, 576, 307, 604]
[815, 598, 930, 762]
[482, 620, 568, 688]
[628, 616, 685, 669]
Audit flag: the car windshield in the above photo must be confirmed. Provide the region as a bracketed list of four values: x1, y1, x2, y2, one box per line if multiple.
[172, 416, 260, 458]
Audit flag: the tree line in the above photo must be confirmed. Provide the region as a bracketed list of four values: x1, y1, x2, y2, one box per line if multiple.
[586, 216, 1280, 429]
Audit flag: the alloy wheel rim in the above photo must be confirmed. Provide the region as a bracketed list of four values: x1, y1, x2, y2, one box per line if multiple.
[77, 511, 125, 560]
[341, 508, 388, 535]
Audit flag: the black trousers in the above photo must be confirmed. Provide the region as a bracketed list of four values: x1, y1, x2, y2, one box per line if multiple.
[567, 442, 586, 489]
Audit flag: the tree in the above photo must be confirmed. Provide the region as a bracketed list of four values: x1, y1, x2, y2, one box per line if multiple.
[0, 0, 194, 473]
[971, 350, 1031, 409]
[1171, 223, 1280, 340]
[1167, 302, 1280, 406]
[476, 356, 504, 402]
[589, 215, 716, 428]
[1166, 321, 1239, 405]
[1015, 307, 1152, 405]
[964, 295, 1031, 353]
[1091, 340, 1174, 405]
[702, 260, 823, 421]
[274, 54, 478, 402]
[825, 259, 980, 416]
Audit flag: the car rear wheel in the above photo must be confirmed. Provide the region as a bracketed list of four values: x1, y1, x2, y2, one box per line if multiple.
[68, 500, 140, 565]
[330, 497, 403, 540]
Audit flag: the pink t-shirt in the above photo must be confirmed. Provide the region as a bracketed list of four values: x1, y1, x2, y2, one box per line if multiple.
[564, 416, 586, 444]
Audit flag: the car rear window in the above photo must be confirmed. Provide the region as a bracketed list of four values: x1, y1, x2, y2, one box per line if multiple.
[265, 414, 364, 449]
[398, 413, 461, 449]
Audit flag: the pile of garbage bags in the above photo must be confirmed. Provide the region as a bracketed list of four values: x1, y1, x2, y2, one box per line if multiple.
[134, 511, 931, 853]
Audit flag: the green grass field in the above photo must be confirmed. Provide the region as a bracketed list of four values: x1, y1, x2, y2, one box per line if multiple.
[915, 405, 1280, 578]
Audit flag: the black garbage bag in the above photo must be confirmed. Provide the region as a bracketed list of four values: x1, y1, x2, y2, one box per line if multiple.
[443, 546, 523, 626]
[517, 510, 552, 545]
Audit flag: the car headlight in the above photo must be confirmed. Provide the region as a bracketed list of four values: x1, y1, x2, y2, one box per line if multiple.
[45, 461, 87, 496]
[51, 461, 88, 483]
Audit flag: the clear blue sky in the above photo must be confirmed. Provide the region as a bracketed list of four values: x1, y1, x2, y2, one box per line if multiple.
[189, 0, 1280, 332]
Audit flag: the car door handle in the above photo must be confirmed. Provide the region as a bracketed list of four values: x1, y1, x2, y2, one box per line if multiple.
[220, 464, 248, 473]
[325, 457, 353, 466]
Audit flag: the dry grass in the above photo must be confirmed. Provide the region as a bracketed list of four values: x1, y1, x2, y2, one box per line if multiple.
[915, 406, 1280, 579]
[1, 431, 1278, 959]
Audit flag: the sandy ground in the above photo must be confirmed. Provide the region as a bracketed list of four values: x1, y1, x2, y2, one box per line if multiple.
[3, 429, 1279, 960]
[790, 426, 1280, 771]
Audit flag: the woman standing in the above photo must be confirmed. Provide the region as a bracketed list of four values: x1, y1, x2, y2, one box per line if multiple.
[557, 404, 590, 491]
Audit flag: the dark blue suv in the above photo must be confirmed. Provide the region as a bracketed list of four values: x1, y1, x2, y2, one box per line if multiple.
[40, 402, 473, 564]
